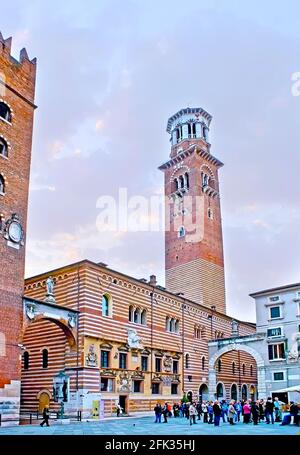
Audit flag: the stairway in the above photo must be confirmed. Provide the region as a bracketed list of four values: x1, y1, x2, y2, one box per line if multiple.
[0, 380, 20, 427]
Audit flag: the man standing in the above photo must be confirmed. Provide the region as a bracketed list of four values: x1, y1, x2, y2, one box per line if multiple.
[154, 403, 162, 423]
[162, 402, 169, 423]
[265, 397, 275, 424]
[202, 401, 208, 423]
[228, 401, 236, 425]
[189, 402, 197, 426]
[40, 406, 50, 427]
[274, 397, 282, 422]
[213, 400, 222, 427]
[251, 400, 259, 425]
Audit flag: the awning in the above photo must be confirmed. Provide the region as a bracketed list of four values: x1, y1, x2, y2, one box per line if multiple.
[272, 385, 300, 393]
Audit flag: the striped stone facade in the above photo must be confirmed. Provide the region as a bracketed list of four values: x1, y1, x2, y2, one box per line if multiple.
[21, 260, 257, 417]
[166, 257, 225, 313]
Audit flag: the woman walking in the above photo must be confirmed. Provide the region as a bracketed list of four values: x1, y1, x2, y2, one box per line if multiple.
[243, 401, 251, 424]
[228, 401, 236, 425]
[251, 400, 259, 425]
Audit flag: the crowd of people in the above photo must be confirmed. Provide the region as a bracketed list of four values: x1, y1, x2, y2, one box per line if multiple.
[153, 397, 300, 427]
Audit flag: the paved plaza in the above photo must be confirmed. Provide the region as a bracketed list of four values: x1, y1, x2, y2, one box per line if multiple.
[0, 416, 299, 435]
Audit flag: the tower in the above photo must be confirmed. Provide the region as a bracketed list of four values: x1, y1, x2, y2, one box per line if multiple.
[0, 32, 36, 420]
[159, 107, 226, 313]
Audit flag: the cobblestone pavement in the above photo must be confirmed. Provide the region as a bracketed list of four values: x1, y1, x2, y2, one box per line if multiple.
[0, 416, 299, 435]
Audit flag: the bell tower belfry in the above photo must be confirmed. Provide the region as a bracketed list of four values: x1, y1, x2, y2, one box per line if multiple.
[159, 107, 226, 313]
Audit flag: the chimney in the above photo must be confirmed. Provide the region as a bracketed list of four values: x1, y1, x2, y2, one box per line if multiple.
[149, 274, 157, 286]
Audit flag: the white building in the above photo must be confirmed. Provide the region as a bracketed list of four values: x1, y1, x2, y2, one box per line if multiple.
[250, 283, 300, 403]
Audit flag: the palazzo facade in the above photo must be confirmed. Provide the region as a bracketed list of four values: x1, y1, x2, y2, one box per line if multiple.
[22, 260, 256, 417]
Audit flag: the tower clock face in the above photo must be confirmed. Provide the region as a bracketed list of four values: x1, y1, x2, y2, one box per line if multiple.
[8, 220, 23, 243]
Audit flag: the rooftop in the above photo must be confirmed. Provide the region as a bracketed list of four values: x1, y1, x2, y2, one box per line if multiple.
[166, 107, 212, 133]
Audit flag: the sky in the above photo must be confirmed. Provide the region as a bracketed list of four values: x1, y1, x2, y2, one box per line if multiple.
[2, 0, 300, 322]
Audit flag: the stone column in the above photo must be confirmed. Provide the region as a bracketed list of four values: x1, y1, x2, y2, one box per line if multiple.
[208, 369, 217, 400]
[257, 366, 267, 399]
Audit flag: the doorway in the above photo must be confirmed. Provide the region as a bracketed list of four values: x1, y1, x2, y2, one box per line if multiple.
[199, 384, 209, 402]
[38, 391, 50, 412]
[119, 395, 128, 414]
[187, 391, 193, 402]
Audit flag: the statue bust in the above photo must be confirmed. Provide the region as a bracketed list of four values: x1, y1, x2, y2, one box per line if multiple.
[127, 328, 143, 349]
[231, 319, 239, 335]
[46, 276, 54, 296]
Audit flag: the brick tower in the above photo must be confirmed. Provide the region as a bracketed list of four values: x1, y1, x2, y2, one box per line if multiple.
[0, 32, 36, 422]
[159, 107, 226, 313]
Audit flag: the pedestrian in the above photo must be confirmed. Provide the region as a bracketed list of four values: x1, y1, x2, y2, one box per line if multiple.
[290, 401, 299, 426]
[154, 403, 162, 423]
[258, 399, 265, 422]
[243, 401, 251, 424]
[162, 402, 169, 423]
[265, 397, 274, 424]
[196, 401, 202, 421]
[202, 401, 208, 423]
[234, 401, 242, 422]
[213, 400, 222, 427]
[251, 400, 259, 425]
[208, 401, 214, 424]
[40, 406, 50, 427]
[228, 401, 236, 425]
[189, 402, 197, 425]
[221, 400, 228, 423]
[274, 397, 283, 422]
[173, 403, 179, 418]
[116, 402, 122, 417]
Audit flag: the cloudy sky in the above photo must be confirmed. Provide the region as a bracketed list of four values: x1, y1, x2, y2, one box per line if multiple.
[2, 0, 300, 321]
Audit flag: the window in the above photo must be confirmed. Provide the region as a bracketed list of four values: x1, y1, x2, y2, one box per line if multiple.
[202, 173, 209, 187]
[152, 382, 160, 394]
[133, 380, 143, 393]
[171, 383, 178, 395]
[23, 351, 29, 370]
[134, 307, 141, 324]
[155, 357, 161, 372]
[267, 327, 282, 338]
[208, 208, 213, 219]
[42, 349, 48, 369]
[270, 306, 281, 319]
[101, 350, 110, 368]
[178, 226, 185, 238]
[102, 294, 109, 317]
[250, 364, 253, 376]
[166, 317, 179, 333]
[242, 363, 245, 375]
[141, 356, 148, 372]
[268, 343, 286, 360]
[141, 309, 147, 325]
[0, 174, 5, 194]
[185, 172, 189, 189]
[119, 353, 127, 369]
[0, 138, 8, 158]
[185, 353, 190, 369]
[201, 356, 205, 371]
[173, 360, 179, 374]
[269, 295, 280, 303]
[0, 102, 12, 123]
[218, 359, 222, 372]
[100, 378, 114, 392]
[203, 126, 208, 141]
[232, 362, 235, 374]
[129, 305, 133, 322]
[273, 372, 284, 381]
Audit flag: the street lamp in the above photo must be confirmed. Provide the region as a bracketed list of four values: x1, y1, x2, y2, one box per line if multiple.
[207, 305, 216, 339]
[176, 292, 185, 395]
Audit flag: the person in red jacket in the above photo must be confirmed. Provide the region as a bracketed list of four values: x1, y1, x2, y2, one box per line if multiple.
[243, 401, 251, 424]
